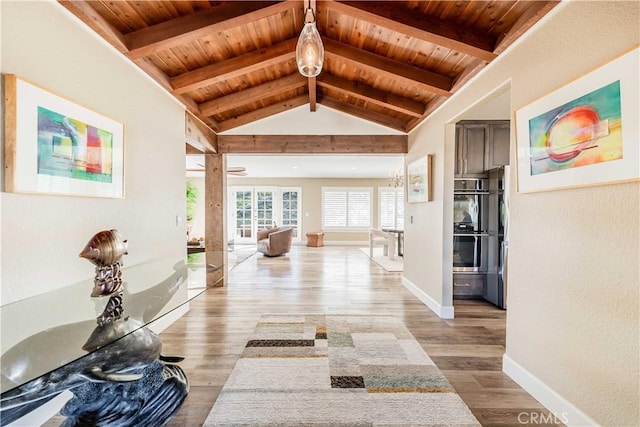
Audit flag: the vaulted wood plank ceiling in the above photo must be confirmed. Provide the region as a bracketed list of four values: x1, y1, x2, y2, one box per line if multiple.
[60, 0, 558, 142]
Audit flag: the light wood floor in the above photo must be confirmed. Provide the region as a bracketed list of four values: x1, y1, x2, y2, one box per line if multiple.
[162, 245, 562, 427]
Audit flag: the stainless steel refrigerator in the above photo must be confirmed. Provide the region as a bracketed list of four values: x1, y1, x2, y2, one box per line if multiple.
[484, 166, 509, 309]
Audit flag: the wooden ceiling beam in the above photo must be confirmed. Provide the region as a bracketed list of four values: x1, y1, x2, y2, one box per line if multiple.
[217, 95, 309, 132]
[494, 1, 560, 54]
[308, 77, 318, 112]
[186, 143, 203, 155]
[317, 73, 424, 118]
[323, 39, 452, 97]
[200, 73, 307, 117]
[405, 58, 488, 132]
[186, 111, 218, 154]
[319, 95, 408, 132]
[322, 1, 497, 62]
[132, 57, 206, 118]
[218, 134, 408, 154]
[59, 1, 129, 53]
[171, 38, 297, 95]
[124, 2, 296, 60]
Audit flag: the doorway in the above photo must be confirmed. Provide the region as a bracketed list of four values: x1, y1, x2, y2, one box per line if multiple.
[228, 186, 302, 244]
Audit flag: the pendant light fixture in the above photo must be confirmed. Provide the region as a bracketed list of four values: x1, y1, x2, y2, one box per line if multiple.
[296, 1, 324, 77]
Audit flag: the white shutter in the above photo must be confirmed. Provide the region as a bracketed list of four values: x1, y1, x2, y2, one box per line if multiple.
[322, 187, 372, 230]
[396, 192, 404, 230]
[379, 190, 396, 229]
[347, 191, 371, 227]
[378, 187, 404, 230]
[323, 190, 347, 227]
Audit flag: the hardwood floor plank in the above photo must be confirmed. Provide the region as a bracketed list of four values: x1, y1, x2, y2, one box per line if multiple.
[152, 246, 560, 426]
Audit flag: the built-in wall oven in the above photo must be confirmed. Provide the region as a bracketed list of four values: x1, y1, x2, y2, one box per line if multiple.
[453, 179, 489, 273]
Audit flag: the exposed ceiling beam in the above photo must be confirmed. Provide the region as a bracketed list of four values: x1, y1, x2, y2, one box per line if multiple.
[59, 1, 129, 53]
[171, 38, 297, 95]
[317, 73, 424, 118]
[186, 143, 203, 155]
[308, 77, 318, 111]
[322, 1, 497, 62]
[185, 111, 218, 153]
[319, 95, 408, 132]
[131, 57, 206, 120]
[124, 2, 296, 60]
[218, 134, 408, 154]
[406, 57, 487, 132]
[200, 73, 307, 117]
[494, 1, 560, 54]
[323, 39, 452, 97]
[217, 95, 309, 132]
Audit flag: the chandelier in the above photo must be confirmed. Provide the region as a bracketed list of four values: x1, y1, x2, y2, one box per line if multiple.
[388, 169, 405, 188]
[296, 1, 324, 77]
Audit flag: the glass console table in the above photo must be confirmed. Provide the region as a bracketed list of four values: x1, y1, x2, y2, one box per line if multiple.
[0, 251, 227, 426]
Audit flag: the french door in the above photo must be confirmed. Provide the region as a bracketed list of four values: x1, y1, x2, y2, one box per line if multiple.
[228, 187, 301, 244]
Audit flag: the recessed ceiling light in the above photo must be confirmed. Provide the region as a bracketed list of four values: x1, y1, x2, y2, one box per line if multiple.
[352, 167, 357, 170]
[292, 165, 299, 169]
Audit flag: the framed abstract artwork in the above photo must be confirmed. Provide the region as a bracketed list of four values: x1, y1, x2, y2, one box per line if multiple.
[515, 47, 639, 193]
[406, 154, 433, 203]
[3, 74, 124, 198]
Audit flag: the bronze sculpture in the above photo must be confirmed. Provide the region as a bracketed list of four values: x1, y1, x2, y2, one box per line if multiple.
[79, 229, 128, 297]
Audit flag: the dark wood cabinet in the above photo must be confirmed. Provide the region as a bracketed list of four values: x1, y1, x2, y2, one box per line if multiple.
[455, 124, 487, 176]
[453, 273, 485, 298]
[455, 121, 510, 177]
[485, 122, 511, 170]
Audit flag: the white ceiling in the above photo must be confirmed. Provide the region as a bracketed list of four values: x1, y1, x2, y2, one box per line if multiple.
[186, 154, 405, 179]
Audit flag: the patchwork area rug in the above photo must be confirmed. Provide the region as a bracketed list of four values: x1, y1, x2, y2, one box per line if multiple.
[204, 314, 480, 426]
[358, 247, 404, 272]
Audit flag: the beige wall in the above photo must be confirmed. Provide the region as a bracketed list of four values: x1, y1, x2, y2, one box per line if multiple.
[225, 177, 389, 243]
[406, 1, 639, 425]
[1, 1, 186, 304]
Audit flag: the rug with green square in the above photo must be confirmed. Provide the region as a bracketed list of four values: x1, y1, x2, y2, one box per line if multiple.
[204, 314, 480, 426]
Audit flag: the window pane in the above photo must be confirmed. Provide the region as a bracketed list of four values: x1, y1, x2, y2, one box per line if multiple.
[323, 188, 372, 229]
[323, 191, 347, 227]
[379, 191, 395, 229]
[347, 191, 370, 227]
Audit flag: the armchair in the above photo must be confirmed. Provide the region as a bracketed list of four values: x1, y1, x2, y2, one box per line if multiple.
[257, 226, 293, 257]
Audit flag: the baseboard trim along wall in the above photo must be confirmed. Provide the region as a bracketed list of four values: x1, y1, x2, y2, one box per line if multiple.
[322, 240, 368, 246]
[502, 354, 599, 427]
[401, 277, 455, 319]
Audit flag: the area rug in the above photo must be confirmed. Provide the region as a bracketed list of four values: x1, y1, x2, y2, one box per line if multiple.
[358, 247, 404, 272]
[203, 314, 480, 426]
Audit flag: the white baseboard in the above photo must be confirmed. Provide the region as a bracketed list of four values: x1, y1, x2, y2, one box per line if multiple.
[503, 354, 599, 427]
[401, 277, 455, 319]
[322, 240, 368, 246]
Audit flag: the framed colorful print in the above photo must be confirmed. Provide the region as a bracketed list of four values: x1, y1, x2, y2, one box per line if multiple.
[406, 154, 433, 203]
[515, 47, 639, 193]
[3, 74, 124, 198]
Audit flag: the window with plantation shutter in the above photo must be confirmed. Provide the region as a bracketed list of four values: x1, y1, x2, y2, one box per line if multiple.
[322, 187, 372, 230]
[378, 187, 404, 230]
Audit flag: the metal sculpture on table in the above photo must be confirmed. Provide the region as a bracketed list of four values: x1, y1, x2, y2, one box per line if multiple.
[79, 229, 128, 297]
[0, 230, 189, 427]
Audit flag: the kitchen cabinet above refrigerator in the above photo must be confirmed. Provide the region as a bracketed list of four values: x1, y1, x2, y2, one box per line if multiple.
[455, 120, 510, 177]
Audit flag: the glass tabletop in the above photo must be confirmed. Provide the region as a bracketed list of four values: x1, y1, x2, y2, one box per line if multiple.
[0, 251, 228, 395]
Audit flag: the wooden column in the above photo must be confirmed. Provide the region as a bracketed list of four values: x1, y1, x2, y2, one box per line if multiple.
[204, 153, 227, 287]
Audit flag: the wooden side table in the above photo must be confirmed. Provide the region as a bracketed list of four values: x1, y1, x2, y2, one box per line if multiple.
[306, 232, 324, 247]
